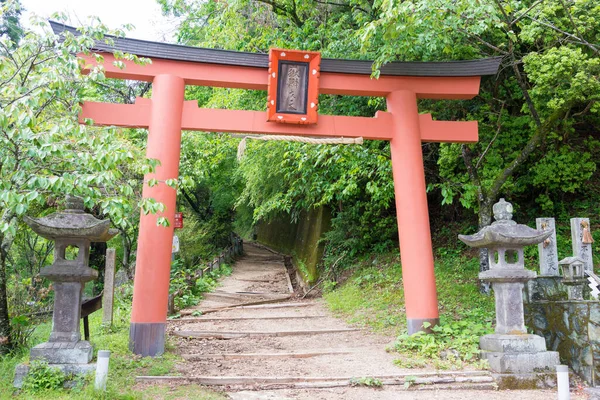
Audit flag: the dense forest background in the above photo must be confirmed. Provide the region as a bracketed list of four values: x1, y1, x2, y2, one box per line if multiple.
[0, 0, 599, 360]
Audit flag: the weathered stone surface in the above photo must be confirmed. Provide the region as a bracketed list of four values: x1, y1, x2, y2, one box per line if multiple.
[536, 218, 559, 276]
[479, 268, 536, 282]
[49, 281, 83, 343]
[586, 387, 600, 400]
[480, 334, 547, 353]
[484, 351, 559, 374]
[24, 195, 117, 242]
[13, 362, 96, 388]
[568, 285, 585, 301]
[492, 282, 527, 334]
[30, 341, 93, 364]
[571, 217, 594, 272]
[526, 277, 567, 302]
[102, 248, 116, 327]
[492, 372, 557, 389]
[525, 300, 600, 385]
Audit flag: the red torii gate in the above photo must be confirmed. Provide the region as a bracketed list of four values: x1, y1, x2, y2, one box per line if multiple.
[52, 22, 500, 357]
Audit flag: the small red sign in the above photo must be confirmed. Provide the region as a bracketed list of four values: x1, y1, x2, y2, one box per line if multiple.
[174, 212, 183, 229]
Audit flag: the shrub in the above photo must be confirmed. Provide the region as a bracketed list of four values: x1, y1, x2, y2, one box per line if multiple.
[21, 360, 66, 392]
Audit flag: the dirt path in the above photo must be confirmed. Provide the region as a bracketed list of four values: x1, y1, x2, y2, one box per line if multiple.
[162, 243, 587, 399]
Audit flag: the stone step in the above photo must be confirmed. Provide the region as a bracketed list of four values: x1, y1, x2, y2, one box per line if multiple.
[136, 372, 495, 390]
[172, 328, 359, 339]
[172, 315, 328, 323]
[181, 349, 356, 361]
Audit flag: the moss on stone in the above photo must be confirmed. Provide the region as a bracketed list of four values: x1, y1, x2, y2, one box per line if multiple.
[494, 373, 555, 390]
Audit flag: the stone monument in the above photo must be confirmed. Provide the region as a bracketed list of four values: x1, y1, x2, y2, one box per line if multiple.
[571, 217, 594, 272]
[14, 196, 117, 387]
[536, 217, 559, 276]
[459, 198, 560, 387]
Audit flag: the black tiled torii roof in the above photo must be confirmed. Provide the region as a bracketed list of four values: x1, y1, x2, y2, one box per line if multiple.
[50, 21, 502, 77]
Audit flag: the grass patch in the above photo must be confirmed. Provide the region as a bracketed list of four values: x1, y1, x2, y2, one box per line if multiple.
[324, 248, 495, 369]
[170, 261, 234, 311]
[0, 283, 226, 399]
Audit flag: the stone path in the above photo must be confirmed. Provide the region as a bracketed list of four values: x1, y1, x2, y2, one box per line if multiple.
[149, 243, 588, 399]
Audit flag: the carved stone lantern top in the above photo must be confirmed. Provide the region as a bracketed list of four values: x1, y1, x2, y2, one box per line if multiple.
[458, 198, 552, 248]
[24, 195, 118, 242]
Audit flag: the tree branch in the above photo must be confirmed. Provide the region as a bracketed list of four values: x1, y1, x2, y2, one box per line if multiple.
[476, 102, 505, 169]
[512, 0, 544, 25]
[524, 15, 600, 55]
[461, 144, 483, 201]
[181, 186, 203, 216]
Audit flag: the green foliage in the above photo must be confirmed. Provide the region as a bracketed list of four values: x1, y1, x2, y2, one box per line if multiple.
[169, 258, 233, 310]
[393, 357, 427, 369]
[325, 248, 494, 368]
[177, 132, 240, 266]
[359, 0, 600, 231]
[403, 375, 417, 389]
[0, 0, 23, 45]
[21, 360, 66, 392]
[160, 0, 398, 257]
[394, 318, 492, 364]
[349, 376, 383, 388]
[0, 8, 160, 351]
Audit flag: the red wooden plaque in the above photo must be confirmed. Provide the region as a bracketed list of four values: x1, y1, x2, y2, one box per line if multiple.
[267, 48, 321, 124]
[174, 212, 183, 229]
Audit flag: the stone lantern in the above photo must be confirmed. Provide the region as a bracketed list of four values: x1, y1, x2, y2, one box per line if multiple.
[559, 256, 586, 300]
[23, 196, 117, 366]
[459, 198, 559, 379]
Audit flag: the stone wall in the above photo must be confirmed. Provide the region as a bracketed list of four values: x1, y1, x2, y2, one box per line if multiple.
[525, 277, 600, 385]
[256, 206, 331, 284]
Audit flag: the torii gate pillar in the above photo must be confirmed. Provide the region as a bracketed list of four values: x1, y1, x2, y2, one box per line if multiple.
[130, 74, 184, 356]
[388, 90, 439, 333]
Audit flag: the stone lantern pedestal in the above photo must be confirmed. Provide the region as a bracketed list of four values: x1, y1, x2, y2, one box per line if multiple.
[459, 199, 559, 387]
[14, 196, 117, 387]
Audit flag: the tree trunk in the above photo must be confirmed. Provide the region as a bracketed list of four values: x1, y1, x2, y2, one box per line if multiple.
[122, 234, 130, 276]
[478, 199, 494, 294]
[0, 210, 16, 353]
[0, 250, 11, 354]
[89, 241, 107, 295]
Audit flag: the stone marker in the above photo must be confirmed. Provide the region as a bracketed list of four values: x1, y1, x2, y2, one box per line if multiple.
[536, 218, 559, 276]
[459, 198, 559, 387]
[102, 248, 116, 327]
[571, 217, 594, 272]
[14, 196, 118, 387]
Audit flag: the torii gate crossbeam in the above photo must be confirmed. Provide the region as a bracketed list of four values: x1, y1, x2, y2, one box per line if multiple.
[51, 22, 501, 357]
